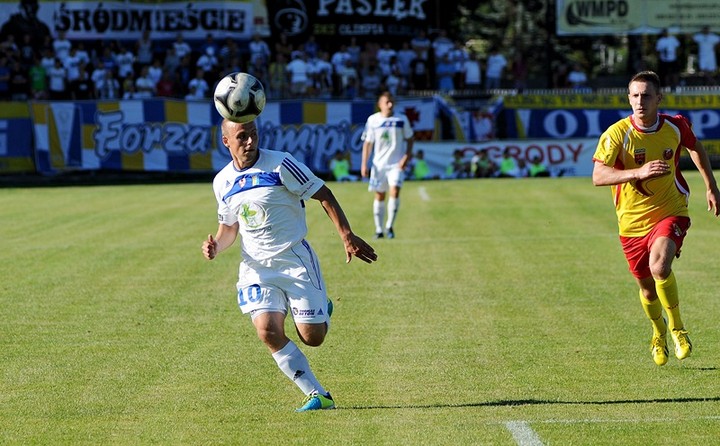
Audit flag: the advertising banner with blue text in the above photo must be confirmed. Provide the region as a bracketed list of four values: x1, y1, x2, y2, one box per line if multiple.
[503, 93, 720, 155]
[29, 97, 440, 175]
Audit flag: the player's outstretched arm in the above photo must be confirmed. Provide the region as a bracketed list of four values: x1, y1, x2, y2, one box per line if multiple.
[201, 223, 239, 260]
[687, 141, 720, 216]
[312, 185, 378, 264]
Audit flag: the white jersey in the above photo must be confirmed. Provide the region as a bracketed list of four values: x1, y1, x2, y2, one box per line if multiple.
[693, 32, 720, 71]
[361, 112, 414, 168]
[212, 149, 324, 263]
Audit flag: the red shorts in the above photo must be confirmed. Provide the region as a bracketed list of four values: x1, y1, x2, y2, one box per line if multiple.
[619, 216, 691, 279]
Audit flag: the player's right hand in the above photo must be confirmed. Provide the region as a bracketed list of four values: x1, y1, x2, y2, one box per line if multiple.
[202, 234, 218, 260]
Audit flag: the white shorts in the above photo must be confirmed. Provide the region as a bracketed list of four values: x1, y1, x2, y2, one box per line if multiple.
[236, 240, 330, 326]
[368, 164, 405, 193]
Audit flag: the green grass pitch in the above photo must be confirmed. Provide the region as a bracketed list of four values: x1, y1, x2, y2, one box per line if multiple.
[1, 173, 719, 444]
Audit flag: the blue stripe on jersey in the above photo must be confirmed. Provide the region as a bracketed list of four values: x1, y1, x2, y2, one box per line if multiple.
[301, 239, 323, 289]
[282, 158, 309, 183]
[380, 119, 403, 128]
[222, 172, 282, 203]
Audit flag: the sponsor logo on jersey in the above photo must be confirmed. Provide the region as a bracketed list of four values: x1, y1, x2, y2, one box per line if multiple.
[238, 202, 267, 228]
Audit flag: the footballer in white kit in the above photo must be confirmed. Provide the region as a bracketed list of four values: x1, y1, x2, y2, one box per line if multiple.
[362, 107, 414, 192]
[202, 119, 376, 412]
[361, 91, 414, 239]
[212, 149, 329, 324]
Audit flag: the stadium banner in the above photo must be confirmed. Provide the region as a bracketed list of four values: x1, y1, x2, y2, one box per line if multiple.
[557, 0, 720, 35]
[29, 97, 441, 175]
[0, 102, 36, 174]
[502, 93, 720, 155]
[415, 139, 597, 178]
[265, 0, 442, 45]
[0, 0, 267, 41]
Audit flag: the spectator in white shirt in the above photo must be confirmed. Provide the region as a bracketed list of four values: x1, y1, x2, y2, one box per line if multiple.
[199, 33, 218, 59]
[114, 44, 135, 79]
[308, 51, 333, 98]
[337, 58, 358, 99]
[196, 46, 218, 79]
[52, 30, 71, 61]
[693, 26, 720, 84]
[40, 47, 55, 72]
[248, 33, 271, 66]
[148, 58, 164, 86]
[286, 50, 309, 98]
[396, 41, 416, 79]
[376, 42, 397, 77]
[172, 33, 192, 60]
[485, 47, 507, 89]
[95, 68, 120, 99]
[411, 30, 431, 60]
[331, 45, 352, 75]
[91, 61, 107, 89]
[432, 30, 454, 61]
[74, 42, 91, 66]
[134, 65, 155, 98]
[567, 63, 589, 90]
[656, 28, 681, 88]
[461, 52, 482, 89]
[448, 40, 469, 86]
[62, 47, 82, 83]
[187, 68, 210, 98]
[47, 58, 67, 99]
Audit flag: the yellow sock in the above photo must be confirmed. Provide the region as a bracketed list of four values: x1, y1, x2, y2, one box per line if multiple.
[639, 290, 667, 336]
[655, 271, 684, 331]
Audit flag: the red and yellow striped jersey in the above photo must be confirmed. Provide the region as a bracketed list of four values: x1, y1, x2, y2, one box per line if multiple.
[593, 114, 695, 237]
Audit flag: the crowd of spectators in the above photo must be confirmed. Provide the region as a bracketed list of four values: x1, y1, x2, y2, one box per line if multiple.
[1, 25, 719, 102]
[0, 27, 510, 102]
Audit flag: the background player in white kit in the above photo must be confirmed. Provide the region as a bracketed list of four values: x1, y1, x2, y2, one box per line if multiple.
[361, 91, 415, 239]
[202, 119, 377, 412]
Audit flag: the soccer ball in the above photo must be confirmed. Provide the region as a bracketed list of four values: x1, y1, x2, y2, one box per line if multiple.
[213, 72, 266, 123]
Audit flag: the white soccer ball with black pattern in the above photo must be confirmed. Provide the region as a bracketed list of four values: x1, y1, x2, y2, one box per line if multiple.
[213, 72, 266, 123]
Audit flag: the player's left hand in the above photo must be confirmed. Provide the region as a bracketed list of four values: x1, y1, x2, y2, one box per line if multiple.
[343, 233, 377, 264]
[707, 188, 720, 217]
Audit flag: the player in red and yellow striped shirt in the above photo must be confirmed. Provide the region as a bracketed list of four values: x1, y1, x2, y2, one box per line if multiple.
[593, 71, 720, 366]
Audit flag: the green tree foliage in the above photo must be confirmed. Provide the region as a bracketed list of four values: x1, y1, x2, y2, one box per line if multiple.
[447, 0, 630, 88]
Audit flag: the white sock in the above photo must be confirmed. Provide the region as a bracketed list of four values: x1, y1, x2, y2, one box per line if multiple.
[386, 197, 399, 230]
[271, 341, 326, 395]
[373, 199, 385, 234]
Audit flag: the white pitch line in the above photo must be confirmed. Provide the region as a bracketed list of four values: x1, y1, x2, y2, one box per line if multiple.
[418, 186, 430, 201]
[505, 421, 544, 446]
[533, 415, 720, 424]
